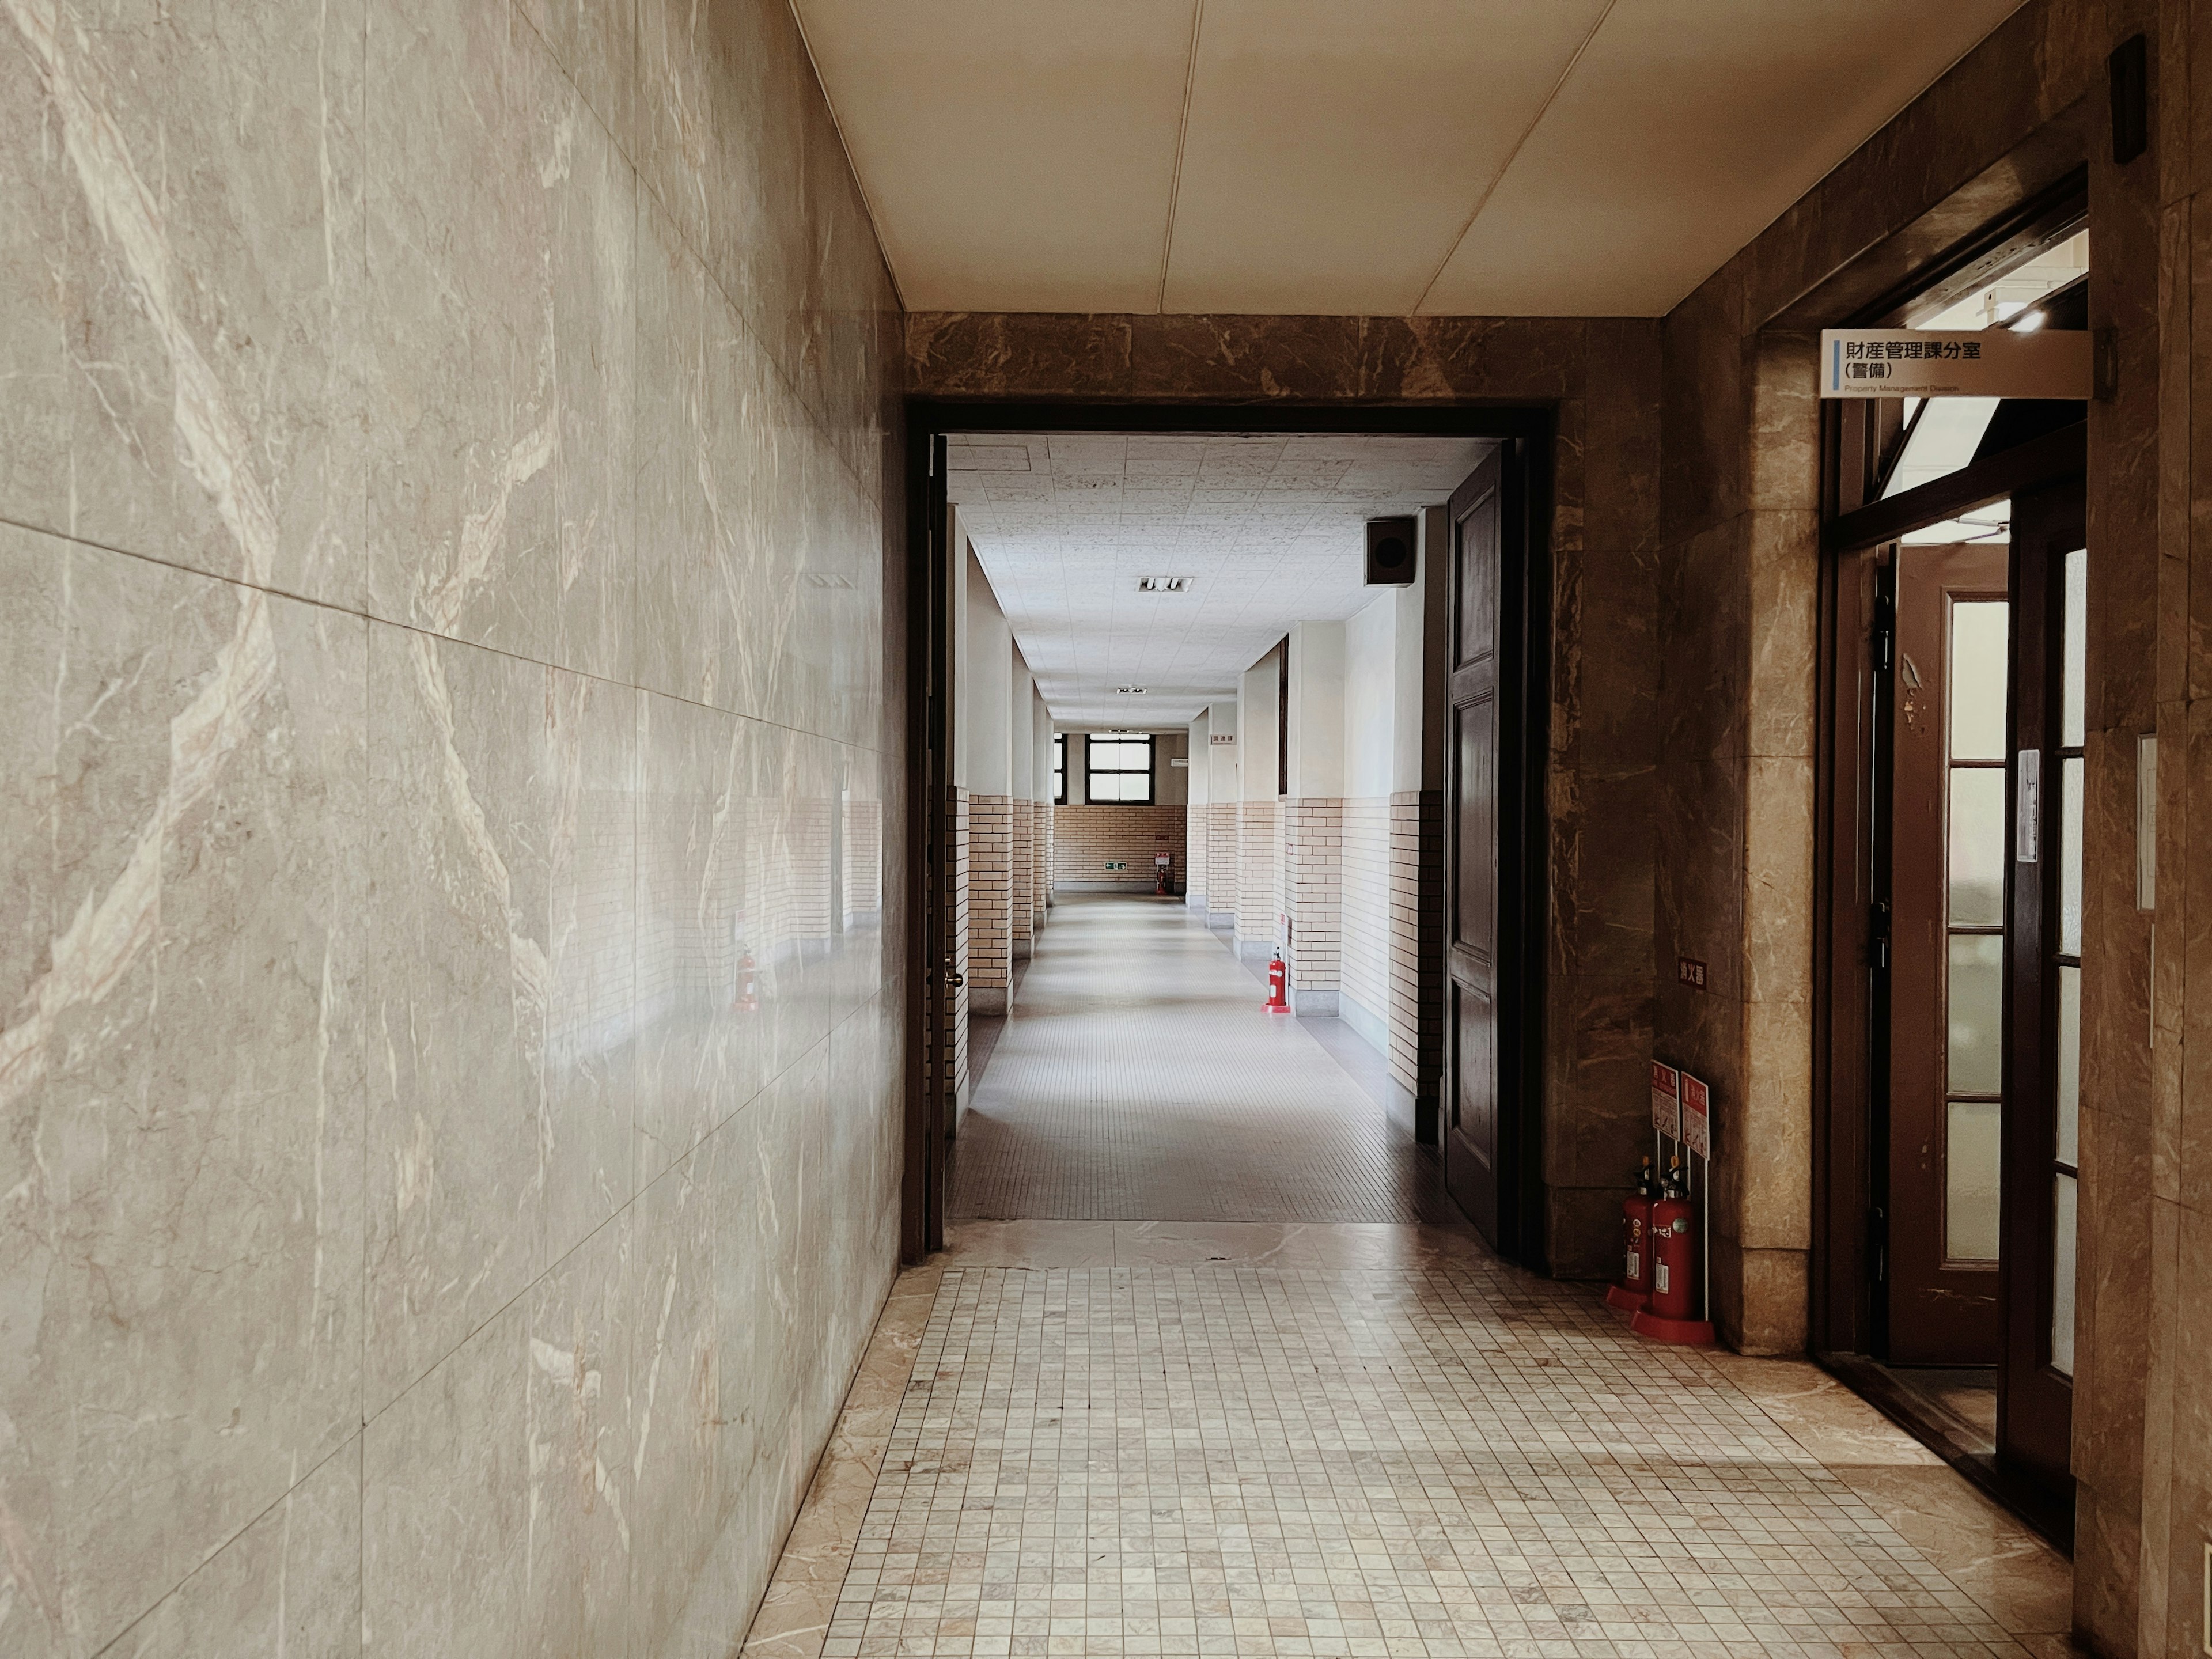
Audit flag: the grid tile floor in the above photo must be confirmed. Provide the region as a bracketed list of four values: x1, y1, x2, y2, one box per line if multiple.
[823, 1256, 2066, 1658]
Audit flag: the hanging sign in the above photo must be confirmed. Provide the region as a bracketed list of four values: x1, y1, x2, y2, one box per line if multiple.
[1681, 1073, 1711, 1159]
[1650, 1062, 1681, 1139]
[1818, 328, 2090, 399]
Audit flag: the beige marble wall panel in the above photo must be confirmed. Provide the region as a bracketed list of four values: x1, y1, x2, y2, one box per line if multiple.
[0, 0, 369, 610]
[365, 0, 604, 663]
[0, 529, 368, 1659]
[103, 1442, 362, 1659]
[2, 0, 903, 1651]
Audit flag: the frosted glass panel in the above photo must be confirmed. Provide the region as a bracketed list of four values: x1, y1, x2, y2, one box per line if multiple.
[2052, 1172, 2079, 1376]
[2060, 755, 2084, 956]
[2062, 548, 2088, 748]
[2056, 965, 2081, 1169]
[1948, 768, 2007, 926]
[1945, 1099, 2003, 1262]
[1088, 772, 1149, 801]
[1949, 601, 2010, 761]
[1947, 933, 2006, 1094]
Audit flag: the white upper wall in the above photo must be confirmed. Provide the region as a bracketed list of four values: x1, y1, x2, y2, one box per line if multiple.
[1286, 622, 1344, 799]
[966, 549, 1013, 796]
[1205, 700, 1239, 804]
[1238, 646, 1281, 803]
[1187, 710, 1211, 808]
[1344, 596, 1398, 800]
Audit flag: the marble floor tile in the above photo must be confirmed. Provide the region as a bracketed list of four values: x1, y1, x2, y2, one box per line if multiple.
[749, 1241, 2078, 1659]
[743, 1277, 942, 1659]
[940, 1219, 1122, 1268]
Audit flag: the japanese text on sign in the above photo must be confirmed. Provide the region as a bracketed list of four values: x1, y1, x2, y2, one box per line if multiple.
[1650, 1062, 1681, 1140]
[1681, 1074, 1711, 1160]
[1819, 328, 2090, 400]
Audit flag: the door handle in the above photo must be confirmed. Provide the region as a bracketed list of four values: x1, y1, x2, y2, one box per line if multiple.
[942, 971, 964, 988]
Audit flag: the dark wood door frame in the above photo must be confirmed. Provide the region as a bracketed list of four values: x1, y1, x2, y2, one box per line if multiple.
[900, 399, 1553, 1265]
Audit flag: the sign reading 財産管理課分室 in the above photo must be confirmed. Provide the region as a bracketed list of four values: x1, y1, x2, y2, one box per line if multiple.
[1818, 328, 2090, 399]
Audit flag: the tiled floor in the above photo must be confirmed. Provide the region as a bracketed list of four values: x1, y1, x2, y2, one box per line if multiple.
[743, 899, 2077, 1659]
[950, 897, 1453, 1224]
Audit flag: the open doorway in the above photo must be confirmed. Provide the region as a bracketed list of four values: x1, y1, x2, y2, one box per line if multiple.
[900, 406, 1550, 1263]
[1815, 189, 2089, 1541]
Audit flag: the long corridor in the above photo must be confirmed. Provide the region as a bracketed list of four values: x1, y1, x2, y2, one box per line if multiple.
[951, 896, 1453, 1224]
[740, 905, 2076, 1659]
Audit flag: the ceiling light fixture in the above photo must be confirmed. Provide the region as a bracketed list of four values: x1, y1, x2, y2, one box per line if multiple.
[1115, 687, 1147, 695]
[1137, 576, 1191, 593]
[2014, 308, 2046, 332]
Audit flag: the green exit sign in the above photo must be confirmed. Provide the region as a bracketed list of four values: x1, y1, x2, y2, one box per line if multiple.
[1104, 861, 1127, 871]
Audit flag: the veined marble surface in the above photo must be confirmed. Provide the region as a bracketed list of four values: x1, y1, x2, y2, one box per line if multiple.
[0, 0, 904, 1652]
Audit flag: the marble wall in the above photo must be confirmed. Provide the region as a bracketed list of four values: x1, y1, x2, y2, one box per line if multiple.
[0, 0, 906, 1653]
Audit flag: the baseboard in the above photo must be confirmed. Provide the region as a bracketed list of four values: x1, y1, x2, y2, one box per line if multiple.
[1291, 988, 1338, 1017]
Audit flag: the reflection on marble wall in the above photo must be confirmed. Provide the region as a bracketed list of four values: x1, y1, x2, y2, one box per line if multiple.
[0, 0, 903, 1651]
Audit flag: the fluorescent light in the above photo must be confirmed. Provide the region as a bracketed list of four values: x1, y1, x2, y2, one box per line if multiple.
[2014, 309, 2046, 332]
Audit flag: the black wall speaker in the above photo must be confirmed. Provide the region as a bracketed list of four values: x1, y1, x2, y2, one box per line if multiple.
[1365, 516, 1417, 585]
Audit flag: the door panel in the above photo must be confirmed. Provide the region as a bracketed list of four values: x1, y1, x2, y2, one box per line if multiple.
[1885, 541, 2008, 1363]
[1997, 476, 2084, 1493]
[1453, 699, 1496, 954]
[1443, 448, 1513, 1246]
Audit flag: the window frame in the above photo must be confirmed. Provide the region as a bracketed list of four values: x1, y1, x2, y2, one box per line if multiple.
[1084, 731, 1154, 805]
[1051, 733, 1067, 805]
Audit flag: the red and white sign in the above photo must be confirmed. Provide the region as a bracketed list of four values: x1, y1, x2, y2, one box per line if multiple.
[1681, 1073, 1711, 1160]
[1650, 1062, 1681, 1139]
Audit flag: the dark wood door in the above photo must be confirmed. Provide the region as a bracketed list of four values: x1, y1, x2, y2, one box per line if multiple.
[1884, 541, 2008, 1362]
[903, 435, 953, 1260]
[1996, 475, 2085, 1493]
[1444, 450, 1507, 1247]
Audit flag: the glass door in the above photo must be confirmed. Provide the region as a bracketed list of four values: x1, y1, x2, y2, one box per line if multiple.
[1995, 475, 2085, 1490]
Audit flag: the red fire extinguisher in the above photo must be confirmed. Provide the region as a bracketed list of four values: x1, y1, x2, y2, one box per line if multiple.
[1648, 1158, 1696, 1321]
[1265, 950, 1289, 1013]
[1607, 1157, 1656, 1312]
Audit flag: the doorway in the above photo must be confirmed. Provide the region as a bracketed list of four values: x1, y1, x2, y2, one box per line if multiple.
[1813, 190, 2089, 1540]
[900, 404, 1551, 1263]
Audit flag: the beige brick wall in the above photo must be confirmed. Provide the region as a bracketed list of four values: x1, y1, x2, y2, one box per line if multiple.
[1040, 799, 1054, 912]
[1051, 804, 1187, 891]
[1237, 798, 1281, 950]
[1388, 789, 1443, 1114]
[968, 793, 1013, 1013]
[1185, 797, 1209, 909]
[1205, 801, 1239, 926]
[1340, 797, 1391, 1035]
[1011, 799, 1034, 959]
[1282, 798, 1343, 996]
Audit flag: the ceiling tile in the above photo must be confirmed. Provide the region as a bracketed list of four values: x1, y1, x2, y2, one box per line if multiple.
[1162, 0, 1607, 314]
[1419, 0, 2029, 316]
[790, 0, 1195, 310]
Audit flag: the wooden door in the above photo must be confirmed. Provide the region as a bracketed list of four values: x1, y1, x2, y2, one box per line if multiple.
[903, 435, 953, 1260]
[1997, 475, 2085, 1492]
[1444, 449, 1508, 1247]
[1884, 541, 2008, 1362]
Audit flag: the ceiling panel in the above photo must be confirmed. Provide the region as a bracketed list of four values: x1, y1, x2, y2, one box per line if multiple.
[793, 0, 2029, 318]
[1419, 0, 2028, 316]
[790, 0, 1194, 311]
[949, 433, 1489, 727]
[1160, 0, 1607, 315]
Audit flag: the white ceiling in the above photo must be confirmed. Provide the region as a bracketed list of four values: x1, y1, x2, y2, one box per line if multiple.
[948, 432, 1490, 726]
[790, 0, 2025, 316]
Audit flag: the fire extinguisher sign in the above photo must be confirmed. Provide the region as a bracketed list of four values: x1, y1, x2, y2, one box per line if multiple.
[1681, 1073, 1712, 1158]
[1649, 1062, 1681, 1139]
